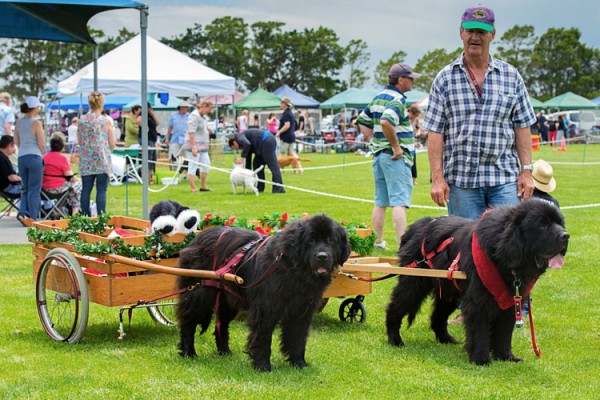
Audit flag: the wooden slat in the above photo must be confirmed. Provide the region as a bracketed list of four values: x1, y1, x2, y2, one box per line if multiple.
[323, 271, 371, 298]
[341, 263, 467, 280]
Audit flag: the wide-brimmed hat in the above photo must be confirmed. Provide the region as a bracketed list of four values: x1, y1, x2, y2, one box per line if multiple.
[280, 97, 293, 107]
[178, 101, 191, 109]
[388, 63, 421, 80]
[25, 96, 42, 108]
[532, 159, 557, 193]
[461, 6, 495, 32]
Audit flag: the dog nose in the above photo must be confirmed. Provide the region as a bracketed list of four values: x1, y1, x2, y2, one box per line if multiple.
[317, 252, 329, 261]
[561, 232, 570, 241]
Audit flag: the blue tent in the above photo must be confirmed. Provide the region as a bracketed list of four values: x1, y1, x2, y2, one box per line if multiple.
[47, 95, 136, 110]
[0, 0, 146, 44]
[272, 84, 320, 108]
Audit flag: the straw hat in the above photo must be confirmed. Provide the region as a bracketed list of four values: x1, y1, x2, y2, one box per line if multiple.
[532, 159, 556, 193]
[280, 97, 293, 107]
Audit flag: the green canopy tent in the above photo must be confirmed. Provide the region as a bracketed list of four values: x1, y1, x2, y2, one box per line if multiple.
[231, 88, 281, 110]
[320, 87, 380, 110]
[530, 97, 546, 110]
[544, 92, 599, 111]
[404, 89, 429, 106]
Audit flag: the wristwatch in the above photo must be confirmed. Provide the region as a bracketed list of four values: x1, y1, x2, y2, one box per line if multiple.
[521, 164, 533, 172]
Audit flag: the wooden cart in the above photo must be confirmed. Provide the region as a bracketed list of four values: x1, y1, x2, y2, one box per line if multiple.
[30, 216, 242, 343]
[323, 256, 468, 323]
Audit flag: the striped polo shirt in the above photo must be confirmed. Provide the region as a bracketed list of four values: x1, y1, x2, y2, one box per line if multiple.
[357, 85, 414, 165]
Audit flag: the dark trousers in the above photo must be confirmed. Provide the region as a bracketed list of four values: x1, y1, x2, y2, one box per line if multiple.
[246, 136, 284, 193]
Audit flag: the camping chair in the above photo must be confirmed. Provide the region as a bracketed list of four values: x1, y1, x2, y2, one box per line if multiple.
[0, 190, 20, 220]
[40, 188, 72, 220]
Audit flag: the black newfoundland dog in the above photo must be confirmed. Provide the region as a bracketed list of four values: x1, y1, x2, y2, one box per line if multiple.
[386, 198, 569, 365]
[176, 214, 350, 371]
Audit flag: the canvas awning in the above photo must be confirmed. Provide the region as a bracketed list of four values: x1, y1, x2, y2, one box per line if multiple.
[58, 34, 235, 96]
[544, 92, 599, 110]
[0, 0, 146, 44]
[272, 84, 320, 108]
[47, 95, 137, 110]
[231, 88, 282, 110]
[320, 87, 380, 110]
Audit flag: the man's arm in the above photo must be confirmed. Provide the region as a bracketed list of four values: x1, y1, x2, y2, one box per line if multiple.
[380, 119, 402, 160]
[276, 121, 290, 137]
[515, 126, 534, 200]
[428, 130, 449, 207]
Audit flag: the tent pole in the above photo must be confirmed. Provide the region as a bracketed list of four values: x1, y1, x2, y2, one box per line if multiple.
[140, 6, 149, 219]
[93, 46, 98, 91]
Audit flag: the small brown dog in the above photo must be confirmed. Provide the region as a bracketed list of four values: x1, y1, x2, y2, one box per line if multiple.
[278, 155, 310, 174]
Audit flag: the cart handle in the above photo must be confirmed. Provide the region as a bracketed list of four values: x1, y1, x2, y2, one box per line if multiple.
[107, 254, 244, 284]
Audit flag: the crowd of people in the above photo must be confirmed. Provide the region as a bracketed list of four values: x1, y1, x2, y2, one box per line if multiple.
[1, 5, 565, 239]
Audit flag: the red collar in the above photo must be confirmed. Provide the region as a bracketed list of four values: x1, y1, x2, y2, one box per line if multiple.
[472, 232, 534, 310]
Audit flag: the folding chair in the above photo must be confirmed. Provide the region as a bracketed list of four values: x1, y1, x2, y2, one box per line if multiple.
[40, 189, 72, 220]
[0, 190, 20, 220]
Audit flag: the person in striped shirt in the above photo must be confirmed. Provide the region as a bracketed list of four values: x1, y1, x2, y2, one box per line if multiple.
[357, 63, 420, 249]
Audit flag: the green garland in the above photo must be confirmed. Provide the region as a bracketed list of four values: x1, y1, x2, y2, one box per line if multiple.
[27, 214, 376, 260]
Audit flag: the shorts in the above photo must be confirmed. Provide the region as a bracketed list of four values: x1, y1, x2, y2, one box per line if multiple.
[279, 141, 295, 155]
[168, 143, 183, 159]
[448, 182, 519, 220]
[184, 150, 210, 175]
[373, 152, 412, 207]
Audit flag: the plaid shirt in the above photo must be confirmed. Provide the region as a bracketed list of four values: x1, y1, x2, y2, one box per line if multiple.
[423, 53, 536, 188]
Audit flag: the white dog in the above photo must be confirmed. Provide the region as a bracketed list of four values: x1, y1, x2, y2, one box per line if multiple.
[230, 164, 264, 195]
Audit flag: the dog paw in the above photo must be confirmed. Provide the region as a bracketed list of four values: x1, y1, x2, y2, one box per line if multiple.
[469, 356, 491, 366]
[289, 359, 309, 369]
[437, 334, 460, 345]
[217, 348, 232, 356]
[387, 336, 405, 347]
[252, 361, 272, 372]
[178, 350, 197, 358]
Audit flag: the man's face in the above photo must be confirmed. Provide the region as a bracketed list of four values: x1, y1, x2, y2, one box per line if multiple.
[179, 107, 189, 115]
[199, 104, 213, 116]
[460, 27, 495, 58]
[398, 76, 415, 93]
[280, 101, 287, 110]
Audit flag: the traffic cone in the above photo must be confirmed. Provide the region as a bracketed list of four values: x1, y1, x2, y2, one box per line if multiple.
[553, 136, 567, 152]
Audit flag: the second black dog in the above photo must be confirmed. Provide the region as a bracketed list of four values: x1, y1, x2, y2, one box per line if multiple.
[176, 215, 350, 371]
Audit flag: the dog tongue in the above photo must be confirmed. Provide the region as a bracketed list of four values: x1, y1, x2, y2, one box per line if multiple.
[549, 254, 565, 269]
[317, 267, 328, 274]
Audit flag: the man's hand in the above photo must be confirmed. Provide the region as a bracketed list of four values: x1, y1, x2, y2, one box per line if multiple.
[391, 144, 403, 160]
[234, 158, 243, 165]
[518, 170, 534, 200]
[430, 175, 450, 207]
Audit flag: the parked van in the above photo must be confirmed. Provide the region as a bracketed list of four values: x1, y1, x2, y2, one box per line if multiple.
[547, 109, 600, 132]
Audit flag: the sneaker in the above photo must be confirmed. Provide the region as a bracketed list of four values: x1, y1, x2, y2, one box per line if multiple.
[515, 319, 524, 328]
[374, 240, 387, 249]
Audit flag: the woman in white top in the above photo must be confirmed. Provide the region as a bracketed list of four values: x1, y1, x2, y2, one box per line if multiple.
[67, 117, 79, 153]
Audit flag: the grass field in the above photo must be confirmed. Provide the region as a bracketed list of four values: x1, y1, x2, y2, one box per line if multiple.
[1, 143, 599, 399]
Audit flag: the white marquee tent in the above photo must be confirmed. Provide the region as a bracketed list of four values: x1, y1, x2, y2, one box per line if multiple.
[58, 34, 235, 96]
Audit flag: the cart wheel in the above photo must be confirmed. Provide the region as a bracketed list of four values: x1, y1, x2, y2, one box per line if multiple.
[36, 248, 89, 343]
[147, 300, 177, 326]
[338, 296, 366, 323]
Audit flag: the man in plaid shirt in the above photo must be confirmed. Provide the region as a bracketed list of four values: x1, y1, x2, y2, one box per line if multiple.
[424, 6, 537, 219]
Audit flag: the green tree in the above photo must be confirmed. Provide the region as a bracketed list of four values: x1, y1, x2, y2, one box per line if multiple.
[246, 21, 287, 90]
[203, 17, 249, 87]
[283, 27, 344, 100]
[161, 23, 208, 60]
[494, 25, 537, 90]
[374, 51, 407, 86]
[413, 47, 462, 92]
[344, 39, 370, 89]
[0, 39, 72, 99]
[530, 28, 587, 98]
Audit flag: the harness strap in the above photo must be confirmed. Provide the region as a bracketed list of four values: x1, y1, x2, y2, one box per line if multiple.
[421, 237, 454, 268]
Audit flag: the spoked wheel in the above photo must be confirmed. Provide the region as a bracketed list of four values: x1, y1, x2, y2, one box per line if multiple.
[338, 295, 366, 323]
[147, 300, 177, 326]
[36, 248, 89, 343]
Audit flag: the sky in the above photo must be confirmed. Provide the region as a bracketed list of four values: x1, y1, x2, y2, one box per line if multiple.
[88, 0, 600, 80]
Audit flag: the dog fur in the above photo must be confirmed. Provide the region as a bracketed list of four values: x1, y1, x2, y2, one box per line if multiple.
[385, 199, 569, 365]
[149, 200, 200, 236]
[176, 214, 350, 371]
[230, 164, 264, 195]
[278, 155, 310, 174]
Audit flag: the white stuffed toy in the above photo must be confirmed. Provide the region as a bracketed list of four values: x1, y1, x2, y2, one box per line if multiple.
[149, 200, 200, 236]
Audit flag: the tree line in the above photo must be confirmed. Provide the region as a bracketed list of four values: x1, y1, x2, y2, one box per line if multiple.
[1, 17, 599, 103]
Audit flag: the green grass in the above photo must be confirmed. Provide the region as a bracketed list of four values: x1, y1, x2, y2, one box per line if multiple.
[1, 144, 599, 399]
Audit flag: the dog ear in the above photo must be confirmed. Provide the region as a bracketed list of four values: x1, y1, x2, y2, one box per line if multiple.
[151, 215, 178, 236]
[176, 209, 200, 234]
[337, 225, 351, 266]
